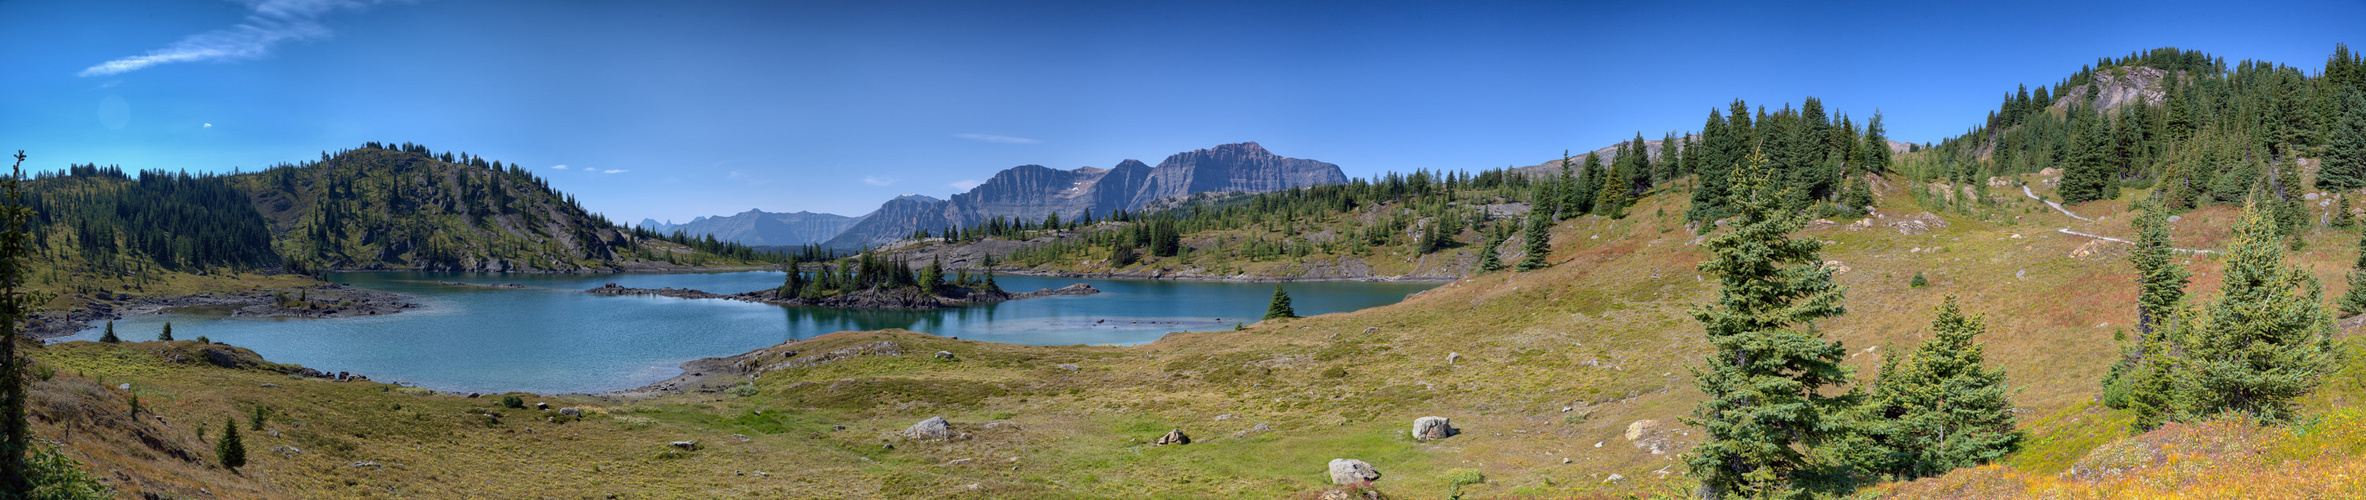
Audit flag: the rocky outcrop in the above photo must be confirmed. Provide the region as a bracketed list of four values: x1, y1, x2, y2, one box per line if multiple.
[824, 143, 1347, 250]
[905, 417, 951, 440]
[2053, 66, 2170, 114]
[1328, 458, 1381, 485]
[1412, 416, 1456, 441]
[1156, 428, 1191, 446]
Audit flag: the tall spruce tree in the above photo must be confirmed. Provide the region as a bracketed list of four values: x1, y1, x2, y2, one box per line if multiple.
[2173, 199, 2339, 424]
[2061, 112, 2113, 204]
[2322, 90, 2366, 191]
[217, 416, 245, 471]
[0, 151, 46, 495]
[2341, 226, 2366, 317]
[1849, 297, 2022, 481]
[1476, 232, 1505, 272]
[159, 322, 173, 342]
[1262, 285, 1296, 320]
[1515, 215, 1551, 271]
[2129, 198, 2190, 338]
[1683, 149, 1856, 499]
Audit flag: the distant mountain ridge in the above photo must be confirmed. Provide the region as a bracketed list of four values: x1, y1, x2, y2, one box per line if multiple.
[819, 142, 1346, 249]
[639, 209, 865, 247]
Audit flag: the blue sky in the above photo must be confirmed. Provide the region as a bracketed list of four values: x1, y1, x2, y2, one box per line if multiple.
[2, 0, 2359, 223]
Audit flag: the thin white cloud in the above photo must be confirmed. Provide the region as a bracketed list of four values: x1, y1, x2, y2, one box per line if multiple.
[602, 169, 627, 174]
[953, 133, 1040, 145]
[950, 179, 983, 190]
[202, 123, 213, 128]
[79, 0, 403, 77]
[863, 176, 898, 186]
[550, 164, 568, 170]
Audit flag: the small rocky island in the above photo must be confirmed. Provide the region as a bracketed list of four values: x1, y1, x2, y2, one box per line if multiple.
[587, 281, 1097, 309]
[586, 254, 1100, 309]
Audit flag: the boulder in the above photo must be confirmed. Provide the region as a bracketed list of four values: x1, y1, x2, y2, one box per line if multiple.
[905, 416, 951, 440]
[669, 440, 700, 451]
[1412, 416, 1456, 441]
[934, 351, 956, 360]
[1156, 428, 1191, 446]
[1328, 458, 1381, 485]
[535, 402, 549, 410]
[557, 407, 583, 417]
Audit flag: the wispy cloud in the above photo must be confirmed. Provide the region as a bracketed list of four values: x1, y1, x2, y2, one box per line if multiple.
[953, 133, 1039, 145]
[950, 179, 983, 190]
[602, 169, 628, 174]
[202, 123, 213, 128]
[79, 0, 403, 77]
[550, 164, 568, 170]
[863, 176, 898, 186]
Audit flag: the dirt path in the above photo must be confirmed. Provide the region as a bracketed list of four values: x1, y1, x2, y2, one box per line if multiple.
[2019, 182, 2217, 254]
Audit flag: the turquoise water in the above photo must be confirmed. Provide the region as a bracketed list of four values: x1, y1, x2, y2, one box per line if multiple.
[57, 272, 1436, 394]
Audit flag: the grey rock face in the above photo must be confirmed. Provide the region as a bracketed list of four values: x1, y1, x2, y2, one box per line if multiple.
[1412, 416, 1456, 441]
[905, 416, 951, 440]
[1156, 428, 1190, 446]
[1328, 458, 1381, 485]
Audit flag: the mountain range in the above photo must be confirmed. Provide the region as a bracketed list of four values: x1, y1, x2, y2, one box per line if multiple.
[638, 210, 867, 247]
[660, 142, 1351, 250]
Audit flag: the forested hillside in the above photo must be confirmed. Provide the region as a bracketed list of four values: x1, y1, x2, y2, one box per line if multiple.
[19, 143, 786, 308]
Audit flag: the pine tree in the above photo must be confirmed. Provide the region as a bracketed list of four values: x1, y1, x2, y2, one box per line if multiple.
[1476, 233, 1505, 272]
[2174, 199, 2339, 424]
[0, 151, 49, 495]
[2322, 90, 2366, 191]
[217, 416, 245, 471]
[1262, 285, 1296, 320]
[1683, 149, 1856, 498]
[2342, 226, 2366, 317]
[158, 322, 173, 342]
[2061, 112, 2113, 204]
[99, 321, 119, 343]
[2129, 198, 2190, 338]
[919, 257, 946, 295]
[1515, 215, 1550, 271]
[1850, 297, 2022, 481]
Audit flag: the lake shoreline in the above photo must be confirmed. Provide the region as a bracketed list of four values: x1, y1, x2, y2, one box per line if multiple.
[983, 268, 1460, 283]
[29, 284, 420, 340]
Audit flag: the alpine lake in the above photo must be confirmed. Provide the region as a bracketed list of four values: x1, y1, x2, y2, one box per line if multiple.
[55, 272, 1438, 395]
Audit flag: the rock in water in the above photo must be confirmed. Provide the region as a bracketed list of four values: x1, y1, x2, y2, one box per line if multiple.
[905, 416, 951, 440]
[1412, 416, 1456, 441]
[1328, 458, 1381, 485]
[1156, 428, 1190, 446]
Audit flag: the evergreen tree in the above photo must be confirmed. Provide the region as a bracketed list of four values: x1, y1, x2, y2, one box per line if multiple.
[217, 416, 245, 471]
[1683, 150, 1856, 499]
[2129, 198, 2190, 339]
[1262, 285, 1297, 320]
[1850, 297, 2022, 481]
[158, 322, 173, 342]
[2341, 226, 2366, 318]
[919, 257, 946, 295]
[0, 151, 49, 495]
[99, 321, 118, 343]
[1476, 233, 1505, 272]
[1515, 215, 1550, 271]
[1861, 111, 1891, 172]
[1573, 153, 1603, 216]
[2061, 112, 2113, 204]
[2173, 199, 2339, 424]
[2322, 90, 2366, 191]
